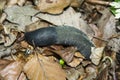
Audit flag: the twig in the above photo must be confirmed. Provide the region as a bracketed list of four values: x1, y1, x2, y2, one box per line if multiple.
[86, 0, 111, 6]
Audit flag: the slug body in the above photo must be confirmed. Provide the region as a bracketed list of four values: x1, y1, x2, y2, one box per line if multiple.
[25, 26, 94, 59]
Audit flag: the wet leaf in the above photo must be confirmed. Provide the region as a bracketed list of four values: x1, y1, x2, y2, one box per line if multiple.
[23, 54, 66, 80]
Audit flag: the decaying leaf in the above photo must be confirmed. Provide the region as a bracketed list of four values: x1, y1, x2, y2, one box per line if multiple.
[4, 33, 16, 46]
[84, 65, 97, 80]
[66, 68, 84, 80]
[0, 0, 6, 17]
[107, 36, 120, 53]
[0, 60, 25, 80]
[36, 7, 94, 38]
[49, 46, 77, 64]
[6, 0, 26, 7]
[97, 9, 117, 40]
[0, 59, 12, 71]
[4, 5, 39, 31]
[68, 57, 83, 67]
[33, 0, 80, 14]
[90, 47, 104, 65]
[24, 54, 66, 80]
[25, 20, 49, 32]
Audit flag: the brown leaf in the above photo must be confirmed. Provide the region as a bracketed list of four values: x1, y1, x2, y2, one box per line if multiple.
[90, 47, 104, 65]
[0, 59, 13, 71]
[49, 46, 76, 64]
[34, 0, 79, 14]
[0, 60, 25, 80]
[25, 20, 49, 32]
[23, 54, 66, 80]
[68, 57, 83, 67]
[36, 7, 94, 38]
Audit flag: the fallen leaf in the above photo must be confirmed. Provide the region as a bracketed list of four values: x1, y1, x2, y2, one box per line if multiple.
[0, 60, 25, 80]
[49, 46, 76, 64]
[23, 54, 66, 80]
[90, 47, 104, 65]
[18, 72, 27, 80]
[4, 33, 16, 47]
[0, 59, 12, 71]
[36, 7, 94, 38]
[25, 20, 49, 32]
[6, 0, 26, 7]
[0, 0, 6, 17]
[68, 57, 83, 67]
[107, 36, 120, 53]
[33, 0, 79, 14]
[84, 65, 97, 80]
[4, 5, 39, 31]
[66, 68, 82, 80]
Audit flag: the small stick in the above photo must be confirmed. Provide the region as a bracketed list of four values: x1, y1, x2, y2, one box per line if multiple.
[86, 0, 111, 6]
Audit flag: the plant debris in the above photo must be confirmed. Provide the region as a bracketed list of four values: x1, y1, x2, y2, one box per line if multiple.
[0, 0, 120, 80]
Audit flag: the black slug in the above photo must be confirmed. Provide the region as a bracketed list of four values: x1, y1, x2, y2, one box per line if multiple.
[24, 26, 94, 59]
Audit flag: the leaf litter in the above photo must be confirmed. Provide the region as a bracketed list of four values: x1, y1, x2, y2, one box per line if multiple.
[0, 0, 120, 80]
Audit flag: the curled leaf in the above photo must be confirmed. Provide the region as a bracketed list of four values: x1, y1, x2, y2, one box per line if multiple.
[90, 47, 104, 65]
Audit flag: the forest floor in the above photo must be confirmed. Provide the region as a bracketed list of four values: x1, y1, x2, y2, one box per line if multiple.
[0, 0, 120, 80]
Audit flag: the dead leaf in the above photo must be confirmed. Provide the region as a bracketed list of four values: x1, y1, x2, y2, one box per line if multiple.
[49, 46, 76, 64]
[6, 0, 26, 7]
[68, 57, 83, 67]
[84, 65, 97, 80]
[4, 33, 16, 46]
[4, 5, 39, 31]
[97, 9, 117, 40]
[25, 20, 49, 32]
[107, 36, 120, 53]
[18, 72, 27, 80]
[0, 59, 12, 71]
[36, 7, 94, 38]
[33, 0, 79, 14]
[66, 68, 82, 80]
[23, 54, 66, 80]
[90, 47, 104, 65]
[0, 60, 25, 80]
[0, 0, 6, 17]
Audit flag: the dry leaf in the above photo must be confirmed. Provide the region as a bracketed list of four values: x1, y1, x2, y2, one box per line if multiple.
[25, 20, 49, 32]
[18, 72, 27, 80]
[84, 65, 97, 80]
[0, 60, 24, 80]
[0, 59, 12, 71]
[6, 0, 26, 7]
[4, 5, 39, 31]
[33, 0, 79, 14]
[49, 46, 76, 64]
[36, 7, 94, 38]
[24, 54, 66, 80]
[90, 47, 104, 65]
[68, 58, 83, 67]
[0, 0, 6, 17]
[66, 68, 82, 80]
[4, 33, 16, 46]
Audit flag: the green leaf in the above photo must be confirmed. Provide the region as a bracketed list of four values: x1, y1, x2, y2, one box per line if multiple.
[115, 0, 120, 2]
[110, 7, 117, 15]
